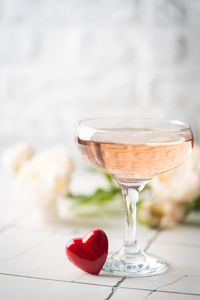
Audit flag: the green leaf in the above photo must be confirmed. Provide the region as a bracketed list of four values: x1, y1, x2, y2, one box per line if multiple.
[67, 186, 121, 206]
[186, 195, 200, 214]
[102, 173, 114, 184]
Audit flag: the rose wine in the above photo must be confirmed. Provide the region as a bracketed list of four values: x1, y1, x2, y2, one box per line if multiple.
[77, 130, 193, 182]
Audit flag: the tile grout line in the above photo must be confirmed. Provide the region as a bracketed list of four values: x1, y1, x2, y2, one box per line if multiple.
[104, 277, 126, 300]
[144, 290, 153, 300]
[120, 284, 200, 296]
[143, 274, 198, 299]
[1, 272, 200, 297]
[120, 286, 200, 296]
[155, 274, 187, 292]
[0, 272, 80, 283]
[0, 272, 114, 287]
[144, 230, 160, 252]
[71, 274, 86, 283]
[155, 289, 200, 296]
[144, 289, 200, 298]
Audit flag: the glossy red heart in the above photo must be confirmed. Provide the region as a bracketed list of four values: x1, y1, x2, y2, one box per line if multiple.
[65, 229, 108, 275]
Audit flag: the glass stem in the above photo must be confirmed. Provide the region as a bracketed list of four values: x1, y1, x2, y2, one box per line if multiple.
[120, 183, 146, 253]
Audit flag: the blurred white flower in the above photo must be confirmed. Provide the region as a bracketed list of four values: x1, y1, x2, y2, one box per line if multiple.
[159, 202, 187, 229]
[138, 196, 187, 229]
[150, 146, 200, 204]
[1, 142, 35, 172]
[14, 147, 75, 212]
[138, 146, 200, 229]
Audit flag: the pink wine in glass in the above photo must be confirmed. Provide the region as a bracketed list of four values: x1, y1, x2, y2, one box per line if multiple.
[77, 130, 193, 182]
[76, 118, 193, 277]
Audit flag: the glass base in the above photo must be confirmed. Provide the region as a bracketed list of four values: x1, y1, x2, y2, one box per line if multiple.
[102, 246, 167, 277]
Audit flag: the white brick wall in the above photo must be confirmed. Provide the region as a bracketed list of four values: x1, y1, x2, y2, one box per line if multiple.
[0, 0, 200, 154]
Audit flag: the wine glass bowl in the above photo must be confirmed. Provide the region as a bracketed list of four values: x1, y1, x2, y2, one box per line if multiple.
[75, 117, 193, 277]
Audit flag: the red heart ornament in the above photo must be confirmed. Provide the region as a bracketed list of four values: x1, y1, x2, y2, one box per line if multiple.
[66, 229, 108, 275]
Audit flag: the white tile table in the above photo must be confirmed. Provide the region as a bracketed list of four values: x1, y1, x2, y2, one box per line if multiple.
[0, 217, 199, 300]
[0, 171, 199, 300]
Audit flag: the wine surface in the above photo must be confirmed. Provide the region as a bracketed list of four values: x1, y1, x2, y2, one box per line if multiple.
[77, 130, 193, 182]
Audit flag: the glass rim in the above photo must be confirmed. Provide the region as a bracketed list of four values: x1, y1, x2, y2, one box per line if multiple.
[78, 117, 192, 134]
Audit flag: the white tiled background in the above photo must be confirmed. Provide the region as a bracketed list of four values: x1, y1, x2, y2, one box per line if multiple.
[0, 165, 200, 300]
[0, 213, 200, 299]
[0, 0, 200, 152]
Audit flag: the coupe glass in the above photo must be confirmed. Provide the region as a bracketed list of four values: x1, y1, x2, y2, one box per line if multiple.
[75, 118, 193, 277]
